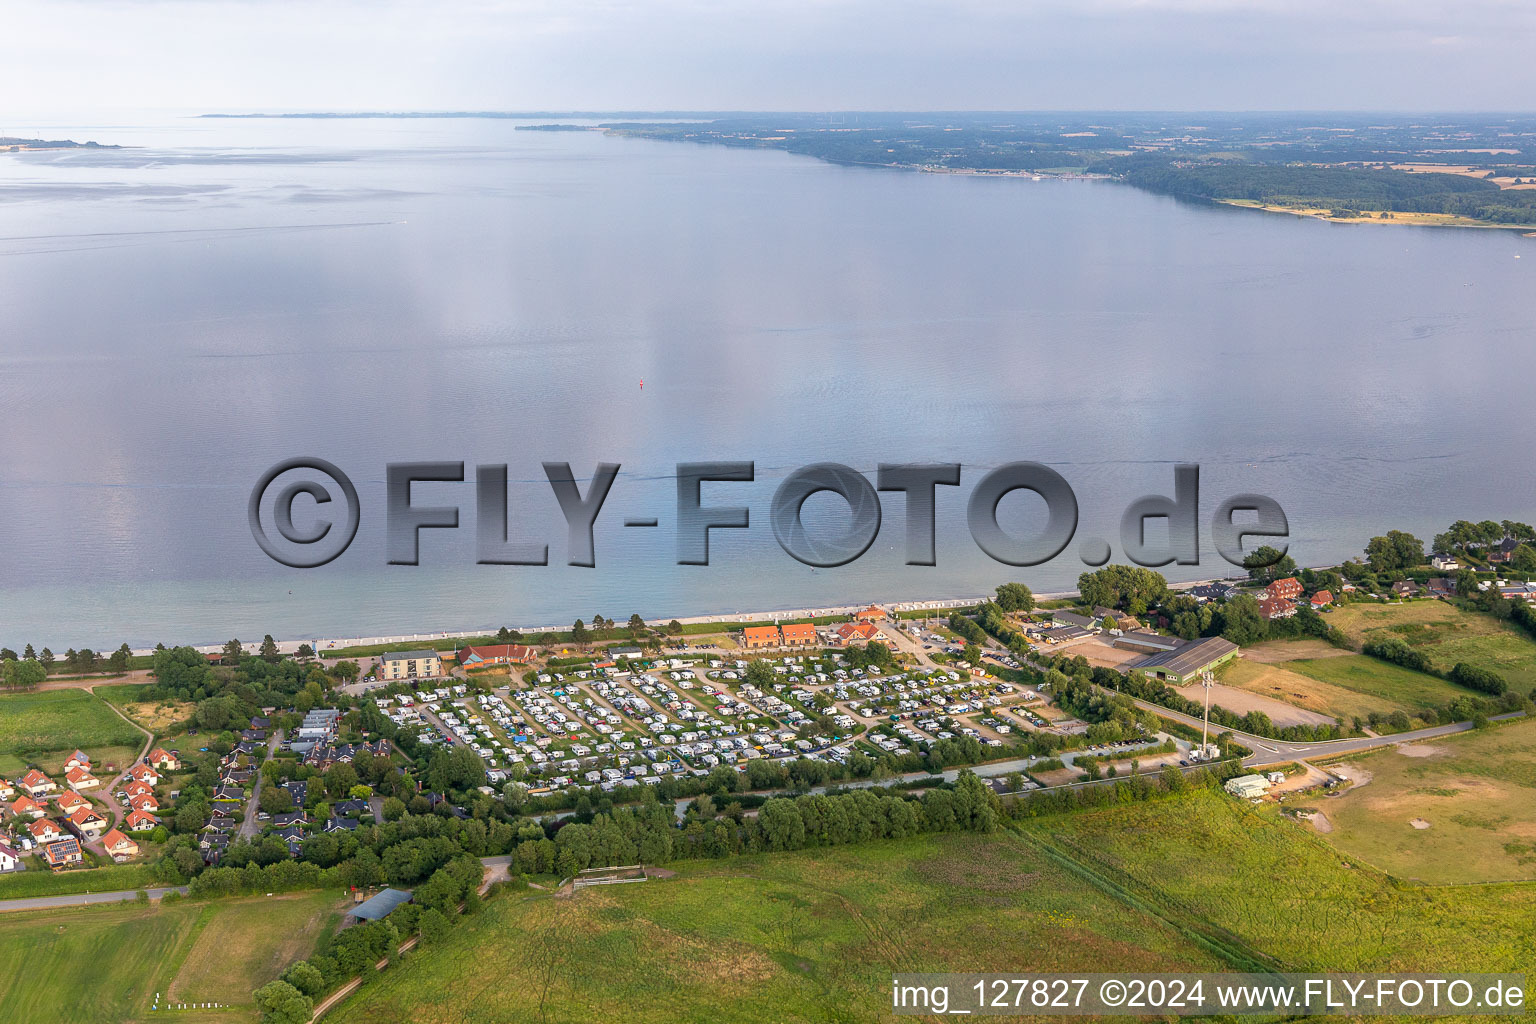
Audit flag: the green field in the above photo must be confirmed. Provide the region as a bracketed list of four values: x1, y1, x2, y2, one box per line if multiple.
[1316, 718, 1536, 884]
[0, 689, 144, 767]
[0, 893, 343, 1023]
[1330, 601, 1536, 692]
[0, 862, 158, 899]
[329, 792, 1536, 1024]
[168, 891, 348, 1005]
[1283, 654, 1471, 712]
[1218, 657, 1406, 723]
[0, 900, 202, 1022]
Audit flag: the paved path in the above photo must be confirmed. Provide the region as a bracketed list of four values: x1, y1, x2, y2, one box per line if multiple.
[240, 729, 284, 840]
[0, 885, 188, 913]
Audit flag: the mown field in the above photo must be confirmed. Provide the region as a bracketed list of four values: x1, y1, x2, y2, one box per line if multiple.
[1316, 718, 1536, 884]
[0, 893, 343, 1024]
[1330, 601, 1536, 692]
[1218, 657, 1403, 723]
[329, 791, 1536, 1024]
[1283, 655, 1471, 713]
[168, 891, 348, 1006]
[0, 689, 144, 768]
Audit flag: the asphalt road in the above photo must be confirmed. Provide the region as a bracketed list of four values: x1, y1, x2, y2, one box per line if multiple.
[0, 886, 189, 913]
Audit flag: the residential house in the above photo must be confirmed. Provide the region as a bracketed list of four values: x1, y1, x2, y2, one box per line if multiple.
[0, 780, 13, 801]
[127, 764, 161, 786]
[379, 649, 443, 680]
[55, 791, 91, 818]
[147, 748, 181, 771]
[1430, 554, 1460, 572]
[779, 622, 819, 647]
[43, 837, 83, 870]
[739, 625, 781, 650]
[323, 816, 360, 834]
[125, 809, 160, 831]
[19, 770, 57, 798]
[66, 806, 107, 839]
[1309, 590, 1334, 609]
[1257, 596, 1297, 620]
[64, 750, 92, 771]
[123, 781, 155, 801]
[1488, 537, 1520, 565]
[101, 829, 139, 862]
[128, 794, 160, 813]
[853, 605, 885, 622]
[28, 818, 66, 844]
[455, 644, 536, 667]
[10, 795, 45, 819]
[1188, 583, 1238, 602]
[0, 842, 20, 873]
[833, 622, 881, 646]
[1427, 577, 1456, 599]
[65, 766, 100, 791]
[1392, 580, 1421, 598]
[1265, 577, 1304, 602]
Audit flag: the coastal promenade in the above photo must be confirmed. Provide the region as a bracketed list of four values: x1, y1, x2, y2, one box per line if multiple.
[126, 578, 1237, 658]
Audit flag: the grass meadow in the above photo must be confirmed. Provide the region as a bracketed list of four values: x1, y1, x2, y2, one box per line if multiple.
[1315, 717, 1536, 884]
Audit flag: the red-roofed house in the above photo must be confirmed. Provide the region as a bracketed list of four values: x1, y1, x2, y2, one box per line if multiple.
[1265, 577, 1303, 602]
[10, 795, 45, 820]
[129, 794, 161, 813]
[28, 818, 66, 844]
[834, 622, 881, 645]
[44, 837, 83, 870]
[102, 829, 139, 862]
[456, 644, 537, 667]
[124, 781, 155, 800]
[127, 764, 161, 786]
[1258, 596, 1297, 620]
[67, 806, 107, 839]
[64, 750, 92, 771]
[779, 623, 819, 647]
[56, 791, 91, 817]
[0, 780, 14, 801]
[125, 809, 160, 831]
[148, 748, 181, 771]
[854, 605, 885, 622]
[1310, 590, 1334, 609]
[19, 770, 57, 798]
[65, 766, 100, 791]
[740, 625, 781, 650]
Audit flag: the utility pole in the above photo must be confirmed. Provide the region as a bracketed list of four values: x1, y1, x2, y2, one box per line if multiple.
[1199, 669, 1214, 760]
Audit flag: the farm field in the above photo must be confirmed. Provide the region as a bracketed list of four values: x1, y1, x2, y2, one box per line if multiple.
[0, 893, 344, 1024]
[168, 891, 347, 1005]
[1329, 601, 1536, 692]
[0, 900, 202, 1022]
[1282, 655, 1472, 712]
[1315, 718, 1536, 884]
[0, 689, 144, 766]
[330, 791, 1536, 1024]
[1217, 657, 1409, 723]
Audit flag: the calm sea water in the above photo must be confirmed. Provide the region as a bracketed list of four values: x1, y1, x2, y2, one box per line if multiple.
[1, 115, 1533, 648]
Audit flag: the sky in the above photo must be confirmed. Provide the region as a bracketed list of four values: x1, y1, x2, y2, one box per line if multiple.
[6, 0, 1536, 115]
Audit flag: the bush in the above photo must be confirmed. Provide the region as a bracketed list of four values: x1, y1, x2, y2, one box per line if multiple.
[1450, 662, 1508, 696]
